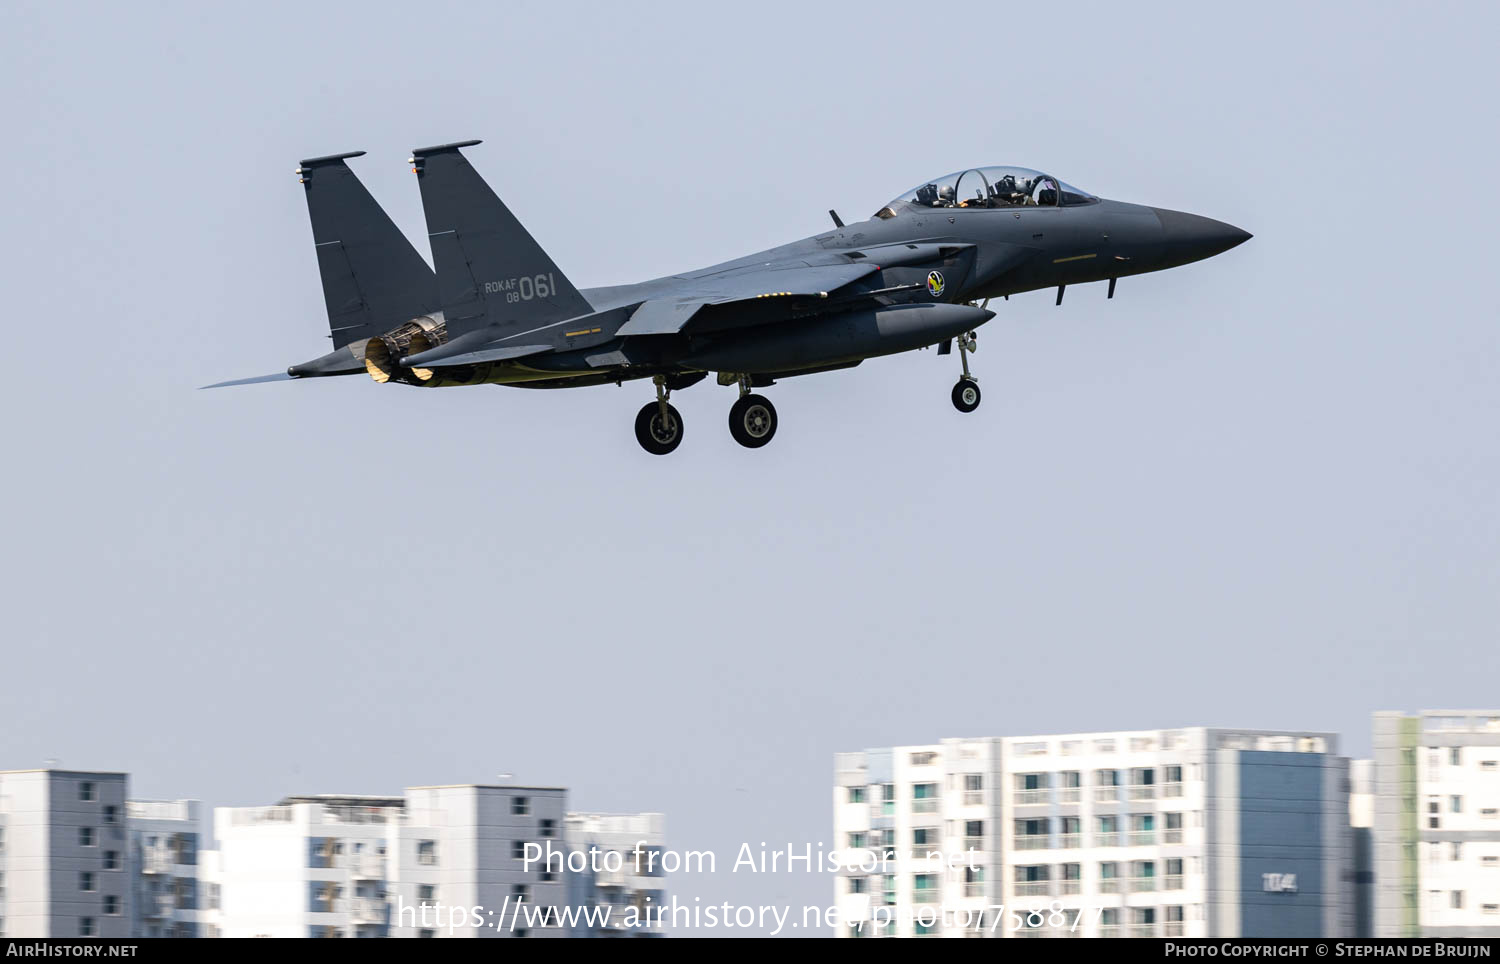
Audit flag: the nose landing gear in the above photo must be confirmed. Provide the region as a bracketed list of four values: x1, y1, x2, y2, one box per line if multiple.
[635, 375, 684, 455]
[951, 330, 981, 413]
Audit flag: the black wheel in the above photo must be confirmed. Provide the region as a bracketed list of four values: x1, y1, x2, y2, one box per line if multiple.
[728, 394, 778, 448]
[951, 378, 981, 413]
[634, 401, 684, 455]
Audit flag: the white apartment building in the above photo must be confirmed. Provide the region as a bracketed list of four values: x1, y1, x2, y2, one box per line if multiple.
[127, 799, 201, 938]
[198, 786, 667, 938]
[563, 811, 668, 937]
[1373, 710, 1500, 937]
[834, 727, 1353, 939]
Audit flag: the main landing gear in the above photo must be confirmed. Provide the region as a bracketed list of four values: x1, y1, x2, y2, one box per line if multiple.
[728, 375, 777, 449]
[951, 329, 981, 413]
[634, 375, 684, 456]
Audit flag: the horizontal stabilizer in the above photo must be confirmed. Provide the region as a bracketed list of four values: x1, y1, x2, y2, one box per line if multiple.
[199, 372, 297, 390]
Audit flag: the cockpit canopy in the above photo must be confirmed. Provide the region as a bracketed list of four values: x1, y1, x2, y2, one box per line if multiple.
[874, 166, 1096, 218]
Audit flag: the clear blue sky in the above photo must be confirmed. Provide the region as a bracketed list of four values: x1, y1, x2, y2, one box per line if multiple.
[3, 0, 1496, 934]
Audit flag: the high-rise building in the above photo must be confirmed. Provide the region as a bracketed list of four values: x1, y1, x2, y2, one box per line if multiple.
[126, 799, 201, 938]
[0, 770, 132, 938]
[834, 727, 1353, 938]
[197, 785, 666, 938]
[1372, 710, 1500, 937]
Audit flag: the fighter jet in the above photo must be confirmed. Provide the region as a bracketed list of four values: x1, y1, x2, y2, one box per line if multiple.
[206, 141, 1250, 455]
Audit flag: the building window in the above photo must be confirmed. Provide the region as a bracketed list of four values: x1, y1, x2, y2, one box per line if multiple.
[848, 877, 868, 895]
[80, 782, 95, 802]
[104, 851, 118, 870]
[103, 895, 119, 916]
[913, 827, 939, 849]
[512, 884, 530, 901]
[419, 929, 436, 938]
[80, 872, 95, 892]
[512, 796, 529, 816]
[417, 840, 437, 866]
[1452, 891, 1465, 910]
[79, 918, 95, 937]
[1450, 748, 1462, 766]
[848, 786, 867, 804]
[102, 805, 117, 825]
[511, 840, 527, 859]
[418, 884, 436, 902]
[880, 784, 895, 816]
[847, 832, 867, 849]
[1451, 795, 1463, 813]
[912, 783, 938, 812]
[79, 827, 95, 847]
[538, 818, 555, 838]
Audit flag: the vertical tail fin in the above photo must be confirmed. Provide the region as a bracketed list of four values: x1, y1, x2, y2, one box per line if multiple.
[410, 140, 592, 342]
[297, 151, 440, 348]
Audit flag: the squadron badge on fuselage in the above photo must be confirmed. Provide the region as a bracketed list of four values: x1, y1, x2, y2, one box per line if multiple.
[926, 270, 946, 298]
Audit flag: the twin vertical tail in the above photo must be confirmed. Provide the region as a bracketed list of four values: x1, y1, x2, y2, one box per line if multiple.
[410, 140, 592, 345]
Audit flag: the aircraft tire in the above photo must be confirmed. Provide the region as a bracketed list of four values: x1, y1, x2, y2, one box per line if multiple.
[728, 394, 778, 448]
[951, 378, 981, 413]
[635, 401, 684, 455]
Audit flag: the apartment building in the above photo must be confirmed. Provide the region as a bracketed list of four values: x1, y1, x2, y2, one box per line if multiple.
[563, 811, 668, 937]
[834, 727, 1353, 938]
[198, 786, 667, 938]
[127, 799, 201, 938]
[0, 770, 132, 938]
[1372, 710, 1500, 937]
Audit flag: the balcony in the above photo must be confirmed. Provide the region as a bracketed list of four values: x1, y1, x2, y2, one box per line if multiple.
[1163, 875, 1184, 890]
[1131, 924, 1157, 937]
[1058, 833, 1081, 849]
[1014, 790, 1047, 805]
[912, 799, 938, 814]
[1012, 836, 1048, 851]
[964, 882, 984, 898]
[143, 893, 174, 918]
[1093, 787, 1118, 803]
[1058, 788, 1081, 803]
[1163, 783, 1184, 798]
[962, 837, 984, 855]
[1099, 879, 1122, 894]
[962, 791, 983, 806]
[1166, 922, 1185, 937]
[1164, 830, 1183, 844]
[1128, 877, 1157, 892]
[1014, 882, 1051, 897]
[1127, 831, 1156, 846]
[350, 854, 385, 880]
[912, 889, 941, 904]
[1128, 785, 1156, 801]
[1099, 924, 1120, 938]
[349, 897, 388, 923]
[140, 849, 172, 875]
[1060, 880, 1082, 895]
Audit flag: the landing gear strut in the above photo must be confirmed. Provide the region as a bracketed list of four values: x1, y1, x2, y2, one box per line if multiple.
[728, 375, 778, 448]
[951, 330, 981, 413]
[634, 375, 684, 455]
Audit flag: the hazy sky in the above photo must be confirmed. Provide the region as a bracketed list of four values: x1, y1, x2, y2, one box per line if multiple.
[3, 0, 1496, 935]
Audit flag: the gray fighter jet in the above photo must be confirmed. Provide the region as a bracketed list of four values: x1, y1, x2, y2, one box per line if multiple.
[207, 141, 1250, 455]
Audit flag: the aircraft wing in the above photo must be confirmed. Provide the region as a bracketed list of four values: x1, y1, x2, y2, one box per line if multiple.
[615, 262, 881, 337]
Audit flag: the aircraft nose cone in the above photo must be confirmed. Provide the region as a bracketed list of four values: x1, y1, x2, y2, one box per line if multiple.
[1150, 207, 1252, 266]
